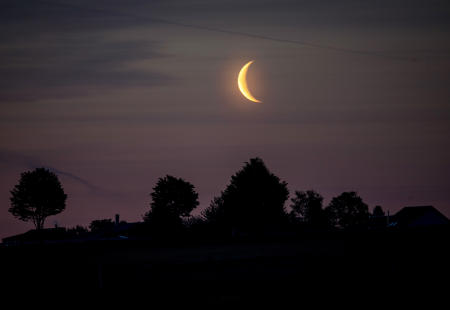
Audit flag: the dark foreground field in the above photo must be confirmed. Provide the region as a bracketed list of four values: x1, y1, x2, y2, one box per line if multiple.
[1, 228, 448, 301]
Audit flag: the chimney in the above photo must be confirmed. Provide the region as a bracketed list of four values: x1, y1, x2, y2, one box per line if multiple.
[115, 214, 120, 226]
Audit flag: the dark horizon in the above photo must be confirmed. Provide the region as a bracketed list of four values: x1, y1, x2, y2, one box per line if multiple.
[1, 0, 450, 239]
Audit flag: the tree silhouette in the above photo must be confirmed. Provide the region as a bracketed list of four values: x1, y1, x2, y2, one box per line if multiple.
[9, 167, 67, 230]
[202, 195, 226, 226]
[370, 205, 387, 230]
[67, 225, 89, 237]
[325, 191, 369, 230]
[290, 190, 328, 229]
[372, 205, 385, 217]
[144, 175, 199, 230]
[89, 219, 114, 233]
[203, 157, 289, 232]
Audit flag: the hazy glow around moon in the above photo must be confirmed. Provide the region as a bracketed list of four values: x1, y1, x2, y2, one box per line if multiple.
[238, 60, 261, 103]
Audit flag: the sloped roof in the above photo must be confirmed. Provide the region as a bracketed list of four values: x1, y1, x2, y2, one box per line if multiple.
[392, 206, 449, 227]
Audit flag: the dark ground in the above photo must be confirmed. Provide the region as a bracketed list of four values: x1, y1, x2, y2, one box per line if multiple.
[1, 228, 448, 303]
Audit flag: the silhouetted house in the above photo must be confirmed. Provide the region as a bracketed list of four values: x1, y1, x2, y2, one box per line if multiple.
[87, 214, 141, 239]
[106, 214, 140, 239]
[389, 206, 449, 229]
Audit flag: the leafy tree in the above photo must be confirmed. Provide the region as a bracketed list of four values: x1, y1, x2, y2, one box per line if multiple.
[203, 157, 289, 232]
[144, 175, 199, 229]
[372, 205, 385, 217]
[290, 190, 328, 228]
[370, 205, 387, 230]
[202, 195, 225, 225]
[9, 167, 67, 230]
[89, 219, 114, 233]
[325, 191, 369, 230]
[67, 225, 89, 237]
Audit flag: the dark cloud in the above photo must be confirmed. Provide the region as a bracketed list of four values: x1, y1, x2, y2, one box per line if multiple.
[0, 36, 172, 101]
[46, 167, 100, 192]
[0, 149, 42, 169]
[3, 0, 450, 38]
[0, 149, 98, 190]
[0, 150, 127, 199]
[0, 1, 173, 102]
[0, 0, 156, 35]
[181, 0, 450, 28]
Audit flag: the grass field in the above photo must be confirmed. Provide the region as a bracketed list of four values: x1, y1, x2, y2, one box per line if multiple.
[1, 228, 448, 302]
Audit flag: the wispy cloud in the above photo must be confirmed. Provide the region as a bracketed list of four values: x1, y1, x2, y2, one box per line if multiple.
[0, 149, 101, 192]
[0, 1, 173, 102]
[0, 36, 172, 102]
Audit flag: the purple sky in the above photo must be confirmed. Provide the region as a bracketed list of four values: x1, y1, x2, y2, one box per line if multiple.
[1, 0, 450, 238]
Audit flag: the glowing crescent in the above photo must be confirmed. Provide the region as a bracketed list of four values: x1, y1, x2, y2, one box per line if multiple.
[238, 60, 261, 103]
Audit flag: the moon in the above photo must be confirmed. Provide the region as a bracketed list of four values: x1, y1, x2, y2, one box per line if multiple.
[238, 60, 261, 103]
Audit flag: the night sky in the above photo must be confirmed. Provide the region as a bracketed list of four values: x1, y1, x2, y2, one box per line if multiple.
[1, 0, 450, 238]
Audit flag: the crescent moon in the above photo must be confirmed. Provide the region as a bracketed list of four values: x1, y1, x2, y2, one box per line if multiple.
[238, 60, 261, 103]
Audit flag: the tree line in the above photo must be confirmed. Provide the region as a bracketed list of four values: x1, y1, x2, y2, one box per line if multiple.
[8, 157, 386, 235]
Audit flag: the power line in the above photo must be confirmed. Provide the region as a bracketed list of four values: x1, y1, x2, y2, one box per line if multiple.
[36, 0, 415, 61]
